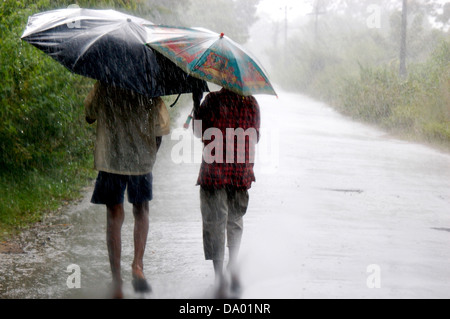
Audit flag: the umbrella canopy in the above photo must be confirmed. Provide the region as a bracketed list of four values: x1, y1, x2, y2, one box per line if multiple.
[144, 25, 277, 97]
[21, 8, 208, 97]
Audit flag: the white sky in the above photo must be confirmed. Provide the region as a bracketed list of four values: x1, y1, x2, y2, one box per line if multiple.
[257, 0, 313, 22]
[258, 0, 450, 23]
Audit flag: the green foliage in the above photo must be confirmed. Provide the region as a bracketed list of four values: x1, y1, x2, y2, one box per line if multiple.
[337, 40, 450, 148]
[0, 158, 95, 240]
[338, 66, 400, 122]
[0, 0, 95, 172]
[0, 0, 140, 238]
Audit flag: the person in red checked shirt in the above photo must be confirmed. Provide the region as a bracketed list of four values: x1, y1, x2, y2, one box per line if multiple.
[192, 87, 261, 298]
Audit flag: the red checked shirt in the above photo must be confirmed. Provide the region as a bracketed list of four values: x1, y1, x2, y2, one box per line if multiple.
[193, 89, 260, 190]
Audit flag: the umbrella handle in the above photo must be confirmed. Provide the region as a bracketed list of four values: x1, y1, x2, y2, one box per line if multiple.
[170, 93, 182, 108]
[183, 109, 194, 130]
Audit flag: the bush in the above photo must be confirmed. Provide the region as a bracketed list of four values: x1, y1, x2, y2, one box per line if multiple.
[0, 1, 96, 172]
[337, 41, 450, 148]
[338, 66, 400, 123]
[268, 9, 449, 150]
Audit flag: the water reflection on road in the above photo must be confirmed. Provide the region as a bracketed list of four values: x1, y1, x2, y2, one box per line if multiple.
[1, 91, 449, 299]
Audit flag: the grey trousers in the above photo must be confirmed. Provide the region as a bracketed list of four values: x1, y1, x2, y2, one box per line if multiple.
[200, 187, 249, 261]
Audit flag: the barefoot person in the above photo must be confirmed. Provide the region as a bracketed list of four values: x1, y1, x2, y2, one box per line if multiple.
[192, 88, 260, 297]
[85, 81, 167, 298]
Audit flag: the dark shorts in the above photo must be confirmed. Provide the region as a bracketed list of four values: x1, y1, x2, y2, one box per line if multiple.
[91, 171, 153, 206]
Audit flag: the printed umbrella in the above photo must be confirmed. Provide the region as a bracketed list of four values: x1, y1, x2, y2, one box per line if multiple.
[21, 8, 208, 97]
[144, 25, 277, 97]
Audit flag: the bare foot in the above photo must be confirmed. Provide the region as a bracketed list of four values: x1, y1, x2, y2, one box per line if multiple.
[131, 264, 151, 293]
[111, 280, 123, 299]
[131, 263, 146, 279]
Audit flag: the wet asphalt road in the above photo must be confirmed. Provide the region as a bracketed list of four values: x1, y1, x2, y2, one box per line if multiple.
[1, 91, 450, 299]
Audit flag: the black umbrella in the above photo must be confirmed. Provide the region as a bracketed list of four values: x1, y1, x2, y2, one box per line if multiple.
[21, 8, 208, 97]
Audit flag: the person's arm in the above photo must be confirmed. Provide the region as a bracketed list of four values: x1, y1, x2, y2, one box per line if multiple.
[154, 97, 170, 137]
[193, 93, 210, 139]
[253, 98, 261, 143]
[155, 136, 162, 152]
[84, 82, 100, 124]
[192, 88, 204, 111]
[153, 97, 169, 153]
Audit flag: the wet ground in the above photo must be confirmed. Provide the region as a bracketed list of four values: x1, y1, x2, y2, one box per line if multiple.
[1, 91, 450, 299]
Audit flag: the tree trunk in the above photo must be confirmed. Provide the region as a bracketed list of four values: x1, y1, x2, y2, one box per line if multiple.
[399, 0, 408, 78]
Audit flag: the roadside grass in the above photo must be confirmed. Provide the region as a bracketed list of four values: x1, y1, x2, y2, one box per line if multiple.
[0, 157, 96, 242]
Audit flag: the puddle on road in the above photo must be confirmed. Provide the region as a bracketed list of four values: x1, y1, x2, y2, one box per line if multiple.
[431, 228, 450, 233]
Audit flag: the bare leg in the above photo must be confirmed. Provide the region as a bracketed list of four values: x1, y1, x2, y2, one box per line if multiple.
[227, 216, 243, 291]
[228, 246, 241, 294]
[106, 204, 125, 299]
[131, 201, 151, 293]
[132, 201, 149, 278]
[213, 260, 224, 282]
[213, 259, 229, 299]
[228, 246, 240, 269]
[226, 189, 248, 296]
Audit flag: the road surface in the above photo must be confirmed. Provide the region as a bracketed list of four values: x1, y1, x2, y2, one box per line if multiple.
[1, 91, 449, 299]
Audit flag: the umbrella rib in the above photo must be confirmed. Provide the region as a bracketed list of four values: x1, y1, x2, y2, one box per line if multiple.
[148, 37, 217, 82]
[225, 40, 275, 95]
[164, 37, 216, 73]
[193, 37, 247, 94]
[188, 39, 217, 72]
[146, 26, 277, 96]
[20, 9, 217, 97]
[72, 22, 147, 69]
[72, 32, 109, 68]
[194, 37, 277, 96]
